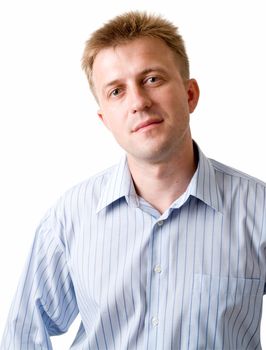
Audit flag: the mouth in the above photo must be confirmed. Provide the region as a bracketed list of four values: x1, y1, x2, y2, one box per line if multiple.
[133, 119, 163, 133]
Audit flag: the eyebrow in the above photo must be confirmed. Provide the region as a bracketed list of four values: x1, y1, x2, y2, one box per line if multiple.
[139, 67, 167, 76]
[102, 66, 168, 93]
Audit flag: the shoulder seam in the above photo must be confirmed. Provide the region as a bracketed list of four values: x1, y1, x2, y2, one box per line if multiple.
[210, 158, 266, 188]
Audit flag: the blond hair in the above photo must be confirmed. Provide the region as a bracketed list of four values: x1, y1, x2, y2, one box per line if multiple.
[82, 11, 190, 96]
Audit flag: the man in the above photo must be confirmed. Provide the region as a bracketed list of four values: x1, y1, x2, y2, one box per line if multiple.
[1, 11, 266, 350]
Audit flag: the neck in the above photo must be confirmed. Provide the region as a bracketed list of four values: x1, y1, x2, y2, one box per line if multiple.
[127, 139, 197, 214]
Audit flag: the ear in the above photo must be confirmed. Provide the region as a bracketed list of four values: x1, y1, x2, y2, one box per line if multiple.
[97, 109, 103, 121]
[186, 79, 200, 113]
[97, 109, 110, 130]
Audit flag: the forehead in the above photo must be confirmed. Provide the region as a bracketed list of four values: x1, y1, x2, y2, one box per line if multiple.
[92, 37, 180, 89]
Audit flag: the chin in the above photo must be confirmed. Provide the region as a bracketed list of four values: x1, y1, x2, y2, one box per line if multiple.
[130, 149, 171, 164]
[125, 139, 173, 162]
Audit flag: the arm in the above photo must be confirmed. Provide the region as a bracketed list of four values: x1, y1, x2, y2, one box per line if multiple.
[0, 209, 79, 349]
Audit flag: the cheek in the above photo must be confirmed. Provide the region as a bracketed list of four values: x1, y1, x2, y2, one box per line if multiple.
[158, 85, 187, 109]
[171, 91, 190, 114]
[163, 95, 187, 115]
[102, 114, 125, 138]
[100, 106, 117, 130]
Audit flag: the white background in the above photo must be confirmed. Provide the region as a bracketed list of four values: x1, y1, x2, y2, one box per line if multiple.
[0, 0, 266, 348]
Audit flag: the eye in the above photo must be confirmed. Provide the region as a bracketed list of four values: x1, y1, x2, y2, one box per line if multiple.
[148, 76, 157, 83]
[110, 88, 121, 97]
[144, 76, 163, 86]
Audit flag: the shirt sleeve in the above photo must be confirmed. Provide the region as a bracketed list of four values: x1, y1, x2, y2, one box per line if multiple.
[0, 208, 79, 349]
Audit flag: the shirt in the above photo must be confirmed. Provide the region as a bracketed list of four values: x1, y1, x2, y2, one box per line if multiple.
[1, 144, 266, 350]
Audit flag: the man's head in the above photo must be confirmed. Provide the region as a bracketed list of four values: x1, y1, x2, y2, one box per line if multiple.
[82, 11, 190, 98]
[81, 11, 199, 165]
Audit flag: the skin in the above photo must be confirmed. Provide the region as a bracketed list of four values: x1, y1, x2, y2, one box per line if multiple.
[92, 36, 200, 213]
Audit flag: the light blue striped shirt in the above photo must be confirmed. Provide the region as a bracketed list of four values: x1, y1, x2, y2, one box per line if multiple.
[1, 144, 266, 349]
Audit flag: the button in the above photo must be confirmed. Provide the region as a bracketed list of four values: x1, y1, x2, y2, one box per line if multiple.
[151, 316, 159, 327]
[157, 220, 164, 226]
[153, 265, 162, 273]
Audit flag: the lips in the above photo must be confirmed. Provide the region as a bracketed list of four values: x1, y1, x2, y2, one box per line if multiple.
[133, 119, 163, 132]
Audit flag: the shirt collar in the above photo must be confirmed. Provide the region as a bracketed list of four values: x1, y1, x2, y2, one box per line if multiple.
[96, 155, 138, 213]
[190, 143, 223, 213]
[96, 143, 223, 214]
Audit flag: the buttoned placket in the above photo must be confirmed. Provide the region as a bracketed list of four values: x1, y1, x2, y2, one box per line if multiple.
[143, 217, 169, 349]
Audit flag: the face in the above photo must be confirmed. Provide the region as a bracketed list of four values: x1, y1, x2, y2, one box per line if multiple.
[92, 36, 199, 164]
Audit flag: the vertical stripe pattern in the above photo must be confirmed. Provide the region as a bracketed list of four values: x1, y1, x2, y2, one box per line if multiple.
[1, 144, 266, 349]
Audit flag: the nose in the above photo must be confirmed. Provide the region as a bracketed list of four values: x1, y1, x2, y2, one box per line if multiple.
[129, 85, 152, 114]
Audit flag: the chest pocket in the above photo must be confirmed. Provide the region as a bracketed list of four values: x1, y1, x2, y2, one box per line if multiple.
[189, 274, 263, 350]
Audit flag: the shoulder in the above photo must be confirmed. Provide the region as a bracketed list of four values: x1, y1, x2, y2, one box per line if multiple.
[67, 164, 117, 196]
[62, 163, 117, 204]
[49, 163, 118, 221]
[209, 157, 266, 190]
